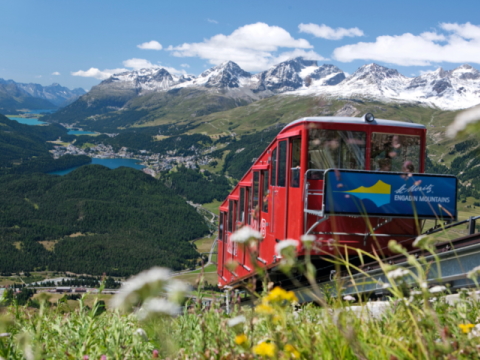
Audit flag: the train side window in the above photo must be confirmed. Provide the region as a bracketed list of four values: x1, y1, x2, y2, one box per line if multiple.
[239, 188, 245, 223]
[371, 133, 420, 172]
[252, 172, 260, 219]
[270, 148, 277, 186]
[261, 170, 269, 212]
[228, 200, 233, 232]
[277, 141, 287, 187]
[247, 188, 252, 225]
[219, 212, 224, 241]
[290, 138, 301, 188]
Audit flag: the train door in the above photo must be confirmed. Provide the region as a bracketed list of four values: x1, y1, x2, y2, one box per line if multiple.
[287, 137, 302, 238]
[260, 170, 270, 239]
[271, 140, 288, 241]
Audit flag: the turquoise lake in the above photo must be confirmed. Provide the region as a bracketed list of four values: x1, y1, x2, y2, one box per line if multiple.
[7, 116, 46, 125]
[49, 158, 146, 175]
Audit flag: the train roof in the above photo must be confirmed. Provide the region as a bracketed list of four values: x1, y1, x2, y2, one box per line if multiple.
[285, 116, 426, 130]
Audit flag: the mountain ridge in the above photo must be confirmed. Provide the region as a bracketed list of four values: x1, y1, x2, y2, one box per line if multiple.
[0, 79, 86, 111]
[43, 57, 480, 131]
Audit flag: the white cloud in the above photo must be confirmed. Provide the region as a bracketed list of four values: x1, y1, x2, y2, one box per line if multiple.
[333, 22, 480, 66]
[273, 49, 326, 63]
[122, 58, 156, 70]
[180, 64, 190, 68]
[35, 75, 42, 78]
[207, 18, 218, 24]
[51, 71, 61, 76]
[137, 40, 163, 50]
[71, 67, 128, 80]
[298, 23, 364, 40]
[167, 22, 320, 71]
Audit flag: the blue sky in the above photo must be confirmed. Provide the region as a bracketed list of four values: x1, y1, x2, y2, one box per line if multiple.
[1, 0, 480, 90]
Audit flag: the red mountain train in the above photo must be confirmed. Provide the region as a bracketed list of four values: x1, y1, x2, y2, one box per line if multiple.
[216, 114, 429, 288]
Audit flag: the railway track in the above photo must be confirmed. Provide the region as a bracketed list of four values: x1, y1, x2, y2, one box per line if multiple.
[229, 216, 480, 307]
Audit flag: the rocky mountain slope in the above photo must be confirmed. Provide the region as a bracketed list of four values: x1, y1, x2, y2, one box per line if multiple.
[44, 57, 480, 131]
[0, 79, 86, 111]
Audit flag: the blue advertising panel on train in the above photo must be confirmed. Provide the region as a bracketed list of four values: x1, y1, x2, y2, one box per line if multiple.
[323, 170, 457, 220]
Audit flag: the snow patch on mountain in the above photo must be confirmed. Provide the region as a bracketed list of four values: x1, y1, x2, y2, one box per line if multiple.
[94, 57, 480, 111]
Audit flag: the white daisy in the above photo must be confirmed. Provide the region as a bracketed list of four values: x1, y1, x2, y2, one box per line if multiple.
[230, 226, 263, 244]
[386, 268, 409, 280]
[429, 285, 446, 294]
[227, 315, 246, 327]
[137, 298, 181, 320]
[110, 267, 171, 311]
[275, 239, 299, 255]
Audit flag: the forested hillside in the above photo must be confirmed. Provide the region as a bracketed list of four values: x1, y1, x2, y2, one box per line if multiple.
[161, 166, 231, 204]
[0, 113, 91, 174]
[0, 166, 209, 275]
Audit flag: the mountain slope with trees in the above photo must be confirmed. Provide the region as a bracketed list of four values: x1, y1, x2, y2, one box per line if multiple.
[0, 166, 209, 276]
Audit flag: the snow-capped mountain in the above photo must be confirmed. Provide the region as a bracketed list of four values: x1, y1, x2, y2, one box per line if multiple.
[102, 68, 194, 94]
[70, 57, 480, 111]
[291, 62, 480, 110]
[189, 61, 252, 88]
[0, 79, 86, 107]
[401, 65, 480, 109]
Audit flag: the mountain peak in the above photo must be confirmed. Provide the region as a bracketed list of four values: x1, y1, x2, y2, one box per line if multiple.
[196, 61, 251, 88]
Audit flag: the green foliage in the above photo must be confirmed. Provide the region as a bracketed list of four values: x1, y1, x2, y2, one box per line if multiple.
[44, 87, 246, 132]
[161, 166, 231, 203]
[211, 127, 279, 179]
[75, 131, 212, 156]
[0, 113, 90, 174]
[0, 165, 209, 275]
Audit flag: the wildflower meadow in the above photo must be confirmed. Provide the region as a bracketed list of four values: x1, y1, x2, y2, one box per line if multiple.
[1, 225, 480, 360]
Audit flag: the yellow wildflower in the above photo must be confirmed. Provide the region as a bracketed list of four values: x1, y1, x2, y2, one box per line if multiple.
[265, 287, 298, 304]
[235, 333, 248, 345]
[459, 323, 475, 334]
[272, 315, 282, 324]
[255, 303, 275, 315]
[253, 341, 276, 357]
[284, 344, 300, 359]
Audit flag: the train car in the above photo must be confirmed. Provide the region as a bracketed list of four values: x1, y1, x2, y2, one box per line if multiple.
[216, 114, 455, 288]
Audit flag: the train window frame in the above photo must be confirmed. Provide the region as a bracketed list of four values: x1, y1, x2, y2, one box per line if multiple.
[370, 132, 421, 173]
[252, 171, 260, 220]
[228, 200, 233, 233]
[261, 170, 269, 213]
[270, 147, 277, 186]
[308, 129, 366, 172]
[247, 187, 252, 225]
[290, 137, 301, 188]
[219, 212, 224, 241]
[277, 140, 287, 187]
[239, 188, 245, 223]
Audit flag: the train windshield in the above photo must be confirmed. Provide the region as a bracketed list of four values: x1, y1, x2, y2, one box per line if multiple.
[371, 133, 420, 172]
[308, 129, 366, 172]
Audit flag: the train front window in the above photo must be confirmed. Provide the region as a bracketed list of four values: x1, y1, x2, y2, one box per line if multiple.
[371, 133, 420, 172]
[308, 129, 366, 172]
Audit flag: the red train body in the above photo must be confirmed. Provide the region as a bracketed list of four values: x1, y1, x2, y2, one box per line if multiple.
[217, 115, 427, 288]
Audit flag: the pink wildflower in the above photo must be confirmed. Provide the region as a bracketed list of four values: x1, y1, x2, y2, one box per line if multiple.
[153, 349, 159, 358]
